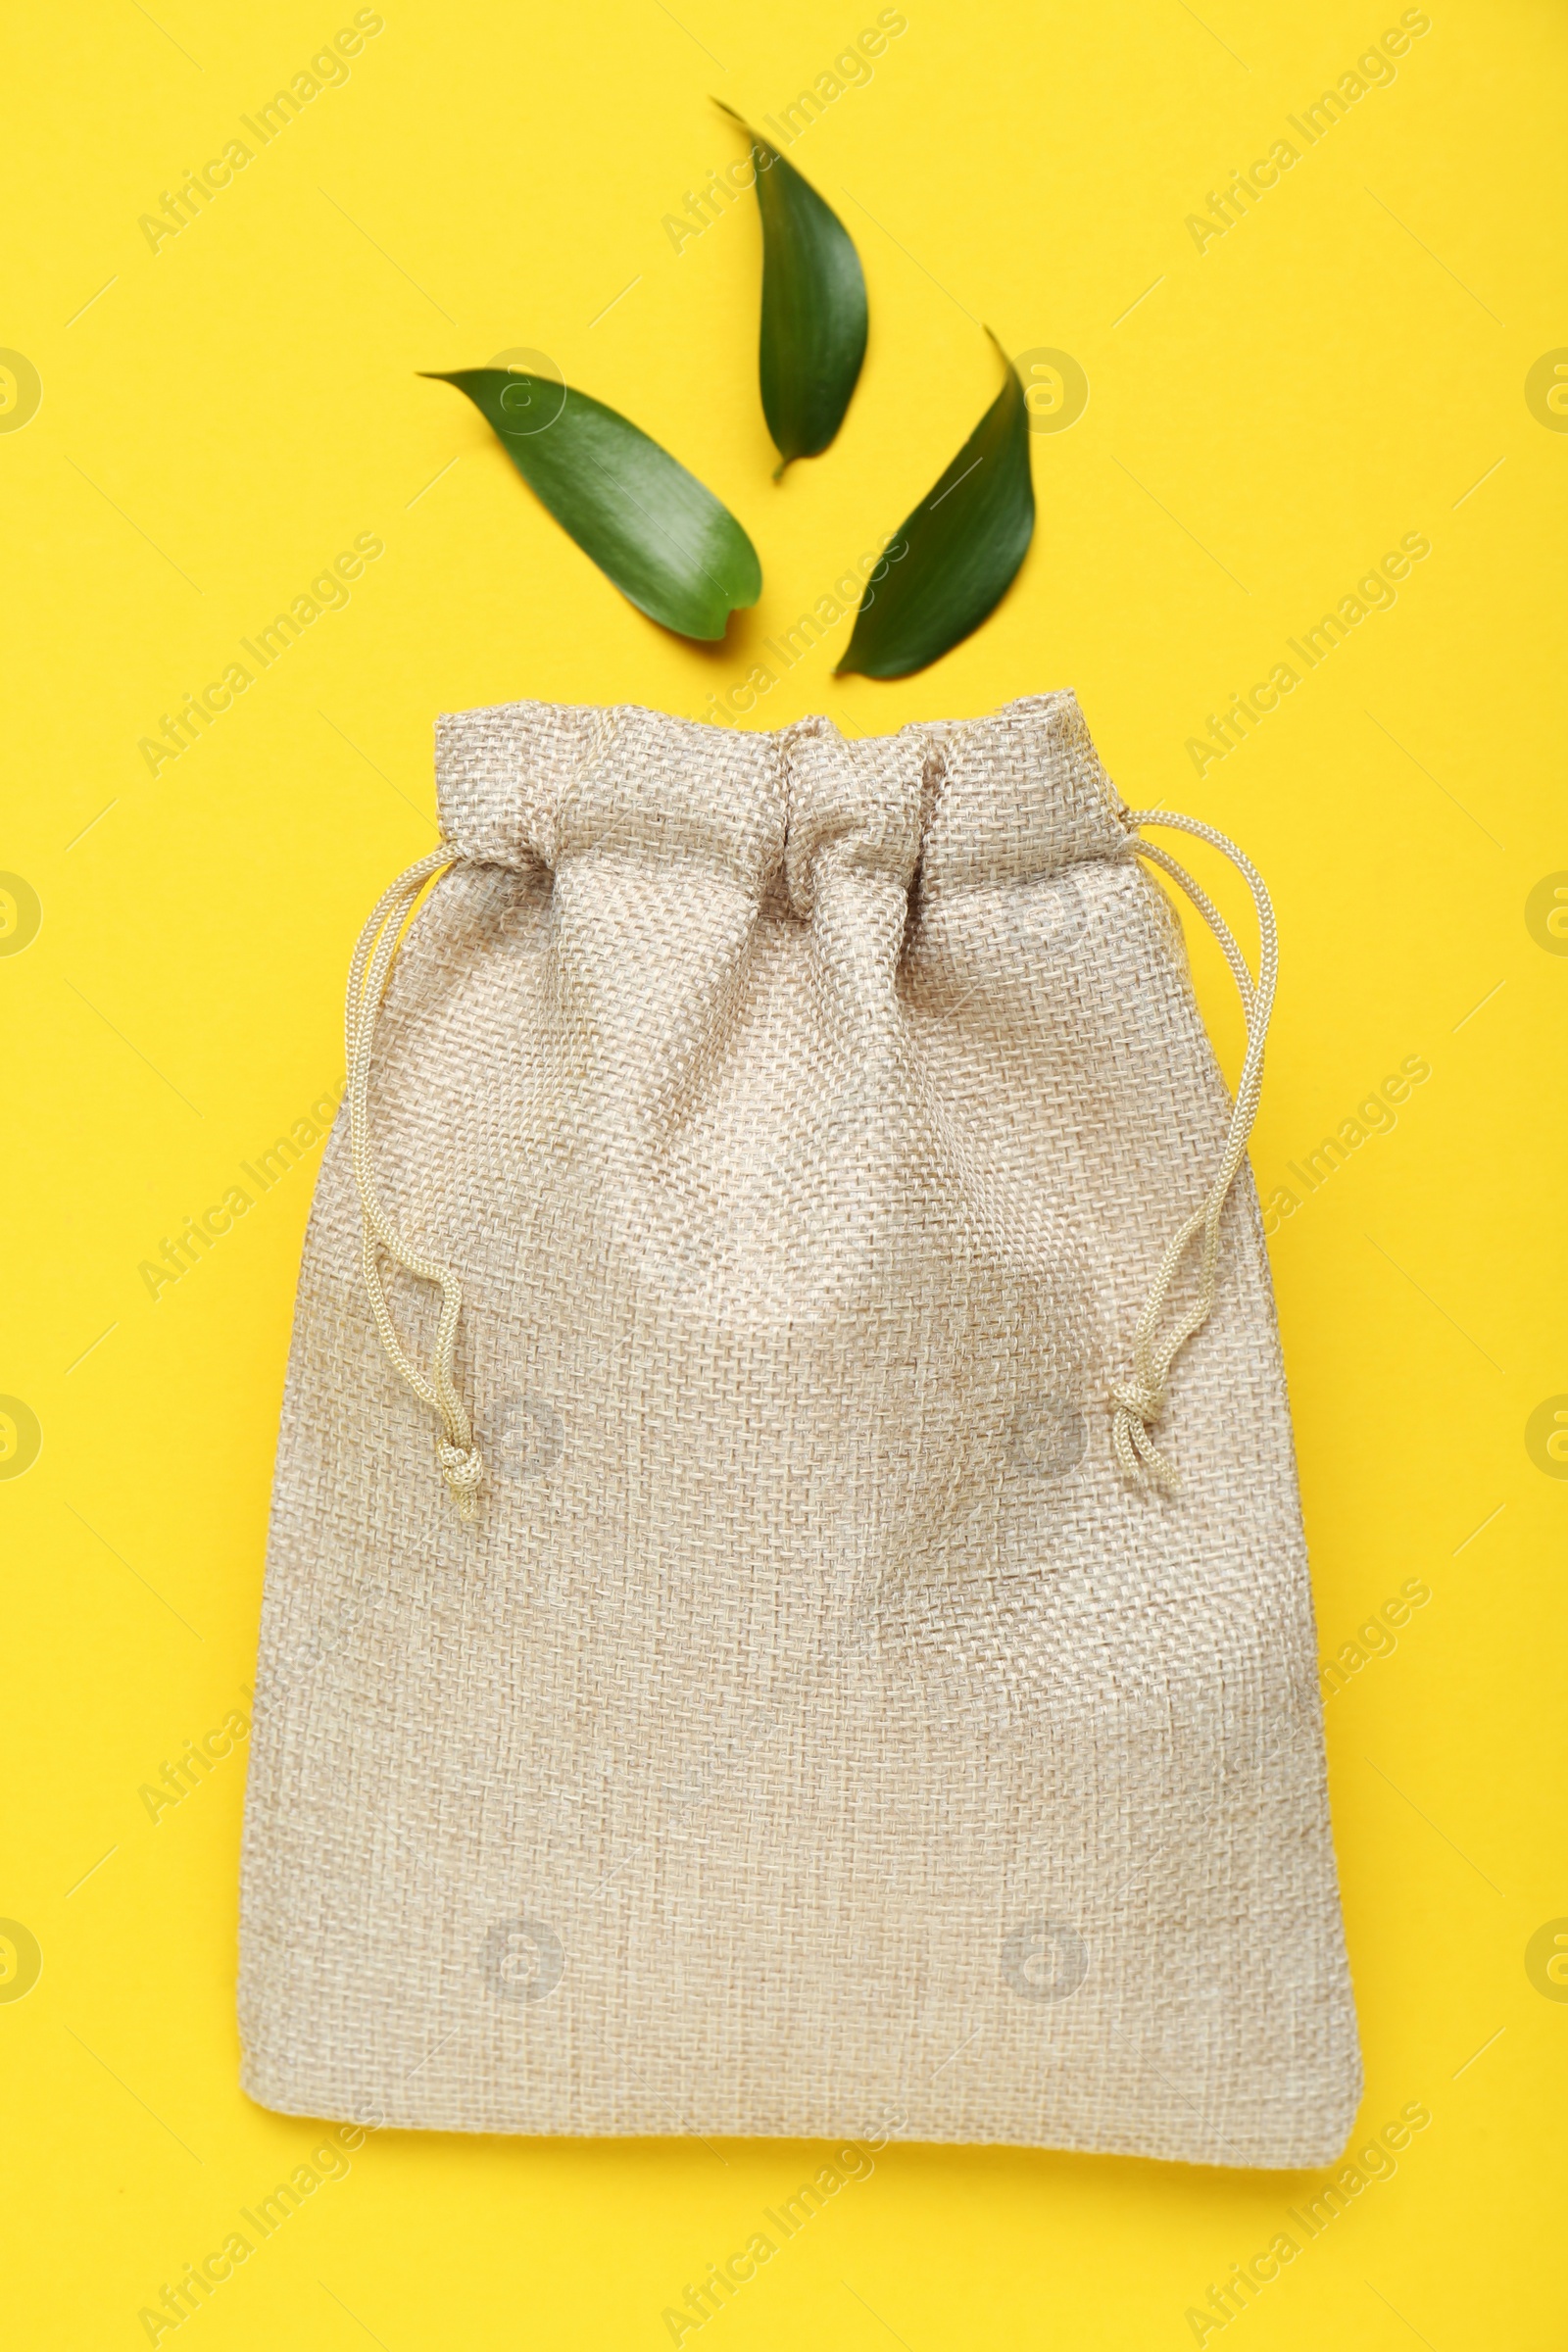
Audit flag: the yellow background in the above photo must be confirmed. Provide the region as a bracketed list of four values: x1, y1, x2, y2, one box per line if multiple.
[3, 0, 1563, 2342]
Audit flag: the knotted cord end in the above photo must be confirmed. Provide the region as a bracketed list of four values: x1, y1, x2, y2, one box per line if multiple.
[1109, 1379, 1179, 1491]
[437, 1441, 484, 1522]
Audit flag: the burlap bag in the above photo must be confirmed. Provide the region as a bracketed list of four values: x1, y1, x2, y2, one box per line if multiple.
[239, 690, 1359, 2166]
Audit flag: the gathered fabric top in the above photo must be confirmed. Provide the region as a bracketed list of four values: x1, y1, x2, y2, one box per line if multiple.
[434, 691, 1132, 908]
[348, 688, 1277, 1510]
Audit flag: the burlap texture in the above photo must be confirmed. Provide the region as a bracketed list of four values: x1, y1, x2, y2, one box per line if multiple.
[238, 691, 1360, 2165]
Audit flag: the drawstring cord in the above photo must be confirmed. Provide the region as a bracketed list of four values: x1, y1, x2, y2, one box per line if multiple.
[1110, 809, 1278, 1489]
[344, 810, 1272, 1513]
[345, 846, 483, 1521]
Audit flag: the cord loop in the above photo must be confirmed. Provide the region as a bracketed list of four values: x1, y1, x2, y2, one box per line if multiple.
[345, 846, 482, 1523]
[1111, 808, 1278, 1492]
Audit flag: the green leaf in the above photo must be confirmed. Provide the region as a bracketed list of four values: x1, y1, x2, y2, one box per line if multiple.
[424, 368, 761, 641]
[717, 104, 867, 479]
[836, 333, 1035, 679]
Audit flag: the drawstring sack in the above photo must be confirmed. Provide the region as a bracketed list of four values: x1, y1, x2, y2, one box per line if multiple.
[240, 692, 1359, 2167]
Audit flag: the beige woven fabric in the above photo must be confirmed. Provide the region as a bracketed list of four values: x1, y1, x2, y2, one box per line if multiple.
[239, 691, 1359, 2166]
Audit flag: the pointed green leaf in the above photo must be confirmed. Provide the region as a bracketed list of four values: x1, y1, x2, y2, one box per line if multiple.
[717, 105, 867, 478]
[836, 334, 1035, 679]
[424, 368, 761, 641]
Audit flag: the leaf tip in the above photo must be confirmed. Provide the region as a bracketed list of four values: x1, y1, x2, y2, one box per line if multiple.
[983, 326, 1026, 388]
